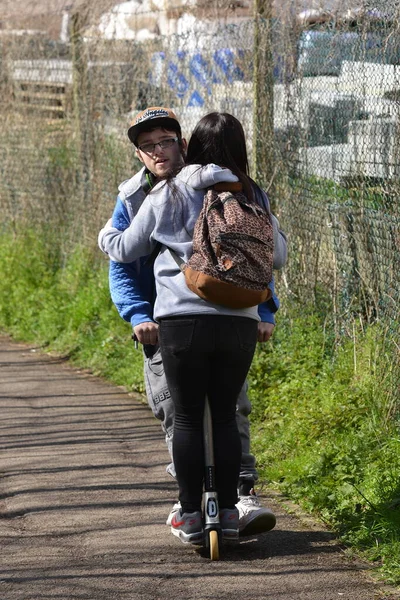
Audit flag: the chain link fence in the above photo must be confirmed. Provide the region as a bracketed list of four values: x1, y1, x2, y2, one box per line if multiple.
[0, 1, 399, 388]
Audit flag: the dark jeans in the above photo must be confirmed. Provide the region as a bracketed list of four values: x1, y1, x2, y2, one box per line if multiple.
[159, 314, 258, 513]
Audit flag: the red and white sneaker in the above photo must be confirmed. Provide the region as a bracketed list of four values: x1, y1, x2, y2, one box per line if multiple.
[166, 501, 181, 526]
[220, 507, 239, 543]
[170, 510, 203, 545]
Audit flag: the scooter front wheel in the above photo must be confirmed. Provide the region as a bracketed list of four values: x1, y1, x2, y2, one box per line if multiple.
[208, 529, 219, 561]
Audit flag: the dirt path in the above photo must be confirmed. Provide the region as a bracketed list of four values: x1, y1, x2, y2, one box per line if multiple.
[0, 336, 398, 600]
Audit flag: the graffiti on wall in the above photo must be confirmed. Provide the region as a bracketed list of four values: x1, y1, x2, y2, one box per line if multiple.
[149, 48, 246, 107]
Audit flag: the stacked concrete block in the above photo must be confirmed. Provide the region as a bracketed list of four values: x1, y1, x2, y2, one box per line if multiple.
[298, 117, 400, 182]
[274, 83, 303, 130]
[338, 61, 400, 97]
[289, 76, 341, 130]
[348, 118, 400, 179]
[298, 144, 353, 182]
[292, 59, 400, 182]
[361, 96, 400, 119]
[308, 95, 363, 146]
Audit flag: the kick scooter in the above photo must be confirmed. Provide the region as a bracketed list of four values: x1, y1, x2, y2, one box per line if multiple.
[203, 396, 221, 560]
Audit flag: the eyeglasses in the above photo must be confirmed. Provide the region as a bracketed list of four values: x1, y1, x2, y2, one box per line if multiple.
[137, 137, 179, 154]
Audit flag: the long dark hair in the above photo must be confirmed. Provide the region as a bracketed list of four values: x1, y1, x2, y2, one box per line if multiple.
[186, 112, 254, 200]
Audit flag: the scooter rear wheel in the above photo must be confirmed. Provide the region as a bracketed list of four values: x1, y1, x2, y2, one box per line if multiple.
[208, 529, 219, 561]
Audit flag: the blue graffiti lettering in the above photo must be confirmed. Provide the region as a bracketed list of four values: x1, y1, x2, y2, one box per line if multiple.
[167, 62, 189, 98]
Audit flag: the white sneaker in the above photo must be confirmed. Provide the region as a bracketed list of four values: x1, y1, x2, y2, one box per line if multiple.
[236, 489, 276, 536]
[166, 501, 181, 526]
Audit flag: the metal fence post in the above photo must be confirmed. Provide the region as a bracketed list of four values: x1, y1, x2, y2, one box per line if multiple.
[71, 11, 92, 200]
[253, 0, 276, 211]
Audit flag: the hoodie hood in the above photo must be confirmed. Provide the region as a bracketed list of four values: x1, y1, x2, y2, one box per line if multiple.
[176, 164, 239, 189]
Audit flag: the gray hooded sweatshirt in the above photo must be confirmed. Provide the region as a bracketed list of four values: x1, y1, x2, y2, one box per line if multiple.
[98, 164, 286, 322]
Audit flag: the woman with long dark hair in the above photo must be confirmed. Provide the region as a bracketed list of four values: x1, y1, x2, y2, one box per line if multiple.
[99, 112, 287, 545]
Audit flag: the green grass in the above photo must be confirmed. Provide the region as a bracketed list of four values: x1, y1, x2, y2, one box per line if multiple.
[1, 227, 399, 585]
[292, 175, 397, 211]
[248, 308, 400, 584]
[0, 228, 145, 394]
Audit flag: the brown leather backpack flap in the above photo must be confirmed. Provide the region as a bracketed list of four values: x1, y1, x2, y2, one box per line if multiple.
[184, 267, 271, 309]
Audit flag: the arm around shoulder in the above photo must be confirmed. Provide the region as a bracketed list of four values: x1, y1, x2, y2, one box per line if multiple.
[99, 197, 157, 262]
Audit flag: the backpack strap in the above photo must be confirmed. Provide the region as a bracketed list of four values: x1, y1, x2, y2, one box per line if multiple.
[168, 248, 186, 272]
[144, 241, 162, 267]
[145, 242, 186, 274]
[213, 182, 243, 192]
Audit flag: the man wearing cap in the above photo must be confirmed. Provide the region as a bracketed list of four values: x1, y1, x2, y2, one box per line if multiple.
[104, 106, 282, 536]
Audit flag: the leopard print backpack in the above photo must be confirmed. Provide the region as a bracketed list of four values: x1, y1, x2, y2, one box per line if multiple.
[170, 182, 274, 309]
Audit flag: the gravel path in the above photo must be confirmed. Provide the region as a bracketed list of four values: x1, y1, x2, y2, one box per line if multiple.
[1, 336, 398, 600]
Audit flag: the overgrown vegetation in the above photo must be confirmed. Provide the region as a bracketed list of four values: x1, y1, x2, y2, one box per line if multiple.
[297, 175, 397, 211]
[1, 227, 399, 584]
[0, 228, 145, 393]
[249, 306, 400, 584]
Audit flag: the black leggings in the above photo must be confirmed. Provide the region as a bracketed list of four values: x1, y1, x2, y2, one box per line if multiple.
[159, 314, 258, 513]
